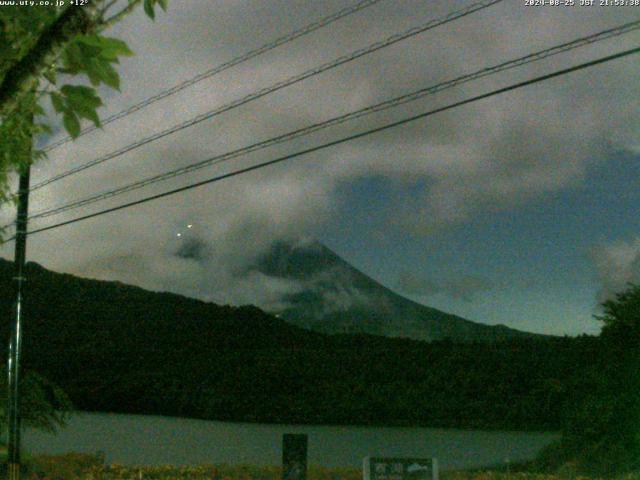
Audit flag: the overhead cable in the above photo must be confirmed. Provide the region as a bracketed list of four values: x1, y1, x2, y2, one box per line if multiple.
[29, 0, 504, 192]
[3, 45, 636, 244]
[23, 20, 640, 223]
[42, 0, 387, 152]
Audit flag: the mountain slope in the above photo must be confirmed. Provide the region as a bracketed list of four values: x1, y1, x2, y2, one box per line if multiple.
[253, 240, 540, 342]
[0, 257, 586, 429]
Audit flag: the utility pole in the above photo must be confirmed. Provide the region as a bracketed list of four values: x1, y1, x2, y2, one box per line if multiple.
[6, 154, 31, 480]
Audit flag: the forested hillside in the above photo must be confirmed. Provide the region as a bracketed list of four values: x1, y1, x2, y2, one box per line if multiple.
[0, 259, 597, 430]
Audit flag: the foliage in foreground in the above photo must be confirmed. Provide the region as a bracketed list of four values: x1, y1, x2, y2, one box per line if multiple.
[0, 366, 72, 433]
[0, 0, 168, 210]
[444, 473, 640, 480]
[22, 454, 360, 480]
[15, 453, 640, 480]
[0, 259, 597, 433]
[535, 284, 640, 476]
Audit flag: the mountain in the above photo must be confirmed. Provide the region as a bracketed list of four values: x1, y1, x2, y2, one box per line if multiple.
[0, 257, 589, 429]
[252, 240, 540, 342]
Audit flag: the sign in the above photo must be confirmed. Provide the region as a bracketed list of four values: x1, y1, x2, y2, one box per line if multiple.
[282, 434, 307, 480]
[363, 457, 438, 480]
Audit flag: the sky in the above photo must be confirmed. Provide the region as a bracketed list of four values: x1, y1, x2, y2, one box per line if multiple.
[1, 0, 639, 336]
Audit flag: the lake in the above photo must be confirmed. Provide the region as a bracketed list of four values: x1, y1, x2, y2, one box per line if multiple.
[23, 412, 558, 470]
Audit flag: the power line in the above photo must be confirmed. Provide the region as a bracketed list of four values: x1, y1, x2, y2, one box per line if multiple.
[2, 45, 635, 245]
[29, 0, 504, 192]
[22, 19, 640, 223]
[41, 0, 387, 152]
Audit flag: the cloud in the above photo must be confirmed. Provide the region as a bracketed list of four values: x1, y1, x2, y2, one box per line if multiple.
[1, 0, 637, 315]
[398, 271, 494, 302]
[591, 237, 640, 303]
[303, 266, 389, 317]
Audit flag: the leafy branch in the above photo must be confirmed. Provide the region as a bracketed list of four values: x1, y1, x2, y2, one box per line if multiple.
[0, 0, 168, 210]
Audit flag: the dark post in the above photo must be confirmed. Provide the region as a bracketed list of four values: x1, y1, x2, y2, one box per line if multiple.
[282, 434, 307, 480]
[6, 164, 31, 480]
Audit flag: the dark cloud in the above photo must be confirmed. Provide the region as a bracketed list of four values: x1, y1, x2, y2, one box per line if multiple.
[0, 0, 637, 319]
[174, 237, 208, 261]
[591, 238, 640, 303]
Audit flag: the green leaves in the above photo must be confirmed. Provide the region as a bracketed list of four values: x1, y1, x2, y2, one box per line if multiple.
[78, 35, 134, 61]
[50, 85, 103, 138]
[0, 0, 165, 213]
[61, 34, 134, 91]
[0, 7, 58, 80]
[0, 366, 73, 433]
[87, 57, 120, 90]
[144, 0, 155, 19]
[144, 0, 169, 20]
[62, 111, 81, 138]
[50, 33, 135, 138]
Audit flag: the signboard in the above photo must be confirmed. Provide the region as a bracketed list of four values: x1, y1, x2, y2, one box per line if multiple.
[363, 457, 438, 480]
[282, 434, 308, 480]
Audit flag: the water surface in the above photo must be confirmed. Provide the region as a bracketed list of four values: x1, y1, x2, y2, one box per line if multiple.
[23, 412, 558, 470]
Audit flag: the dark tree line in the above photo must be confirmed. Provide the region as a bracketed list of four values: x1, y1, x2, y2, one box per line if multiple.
[0, 260, 637, 474]
[0, 260, 594, 431]
[536, 285, 640, 475]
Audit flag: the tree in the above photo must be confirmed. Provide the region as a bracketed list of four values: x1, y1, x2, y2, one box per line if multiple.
[0, 0, 168, 435]
[541, 284, 640, 475]
[597, 283, 640, 343]
[0, 0, 168, 208]
[0, 367, 72, 434]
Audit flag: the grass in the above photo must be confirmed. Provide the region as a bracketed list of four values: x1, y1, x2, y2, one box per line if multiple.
[21, 456, 361, 480]
[6, 453, 639, 480]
